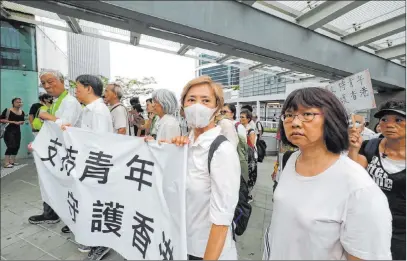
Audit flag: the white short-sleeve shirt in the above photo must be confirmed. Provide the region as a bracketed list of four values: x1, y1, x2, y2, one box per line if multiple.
[263, 151, 392, 260]
[186, 126, 240, 259]
[54, 93, 82, 127]
[155, 114, 180, 141]
[109, 103, 129, 135]
[218, 119, 239, 148]
[80, 98, 113, 133]
[234, 121, 247, 143]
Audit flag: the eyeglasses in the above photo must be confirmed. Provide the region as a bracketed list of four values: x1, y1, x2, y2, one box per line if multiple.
[220, 110, 231, 115]
[280, 112, 323, 122]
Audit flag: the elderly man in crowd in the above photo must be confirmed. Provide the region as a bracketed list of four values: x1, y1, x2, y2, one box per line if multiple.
[104, 83, 129, 135]
[352, 114, 377, 140]
[28, 69, 82, 225]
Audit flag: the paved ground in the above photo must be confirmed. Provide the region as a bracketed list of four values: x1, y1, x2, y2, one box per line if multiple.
[0, 157, 275, 260]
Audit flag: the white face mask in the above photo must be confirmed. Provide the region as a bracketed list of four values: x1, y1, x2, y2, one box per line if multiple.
[184, 103, 217, 129]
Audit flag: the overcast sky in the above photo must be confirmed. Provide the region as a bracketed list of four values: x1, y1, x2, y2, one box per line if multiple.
[109, 41, 196, 102]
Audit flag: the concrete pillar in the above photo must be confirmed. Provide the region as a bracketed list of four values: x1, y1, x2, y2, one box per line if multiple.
[256, 100, 261, 120]
[236, 102, 241, 118]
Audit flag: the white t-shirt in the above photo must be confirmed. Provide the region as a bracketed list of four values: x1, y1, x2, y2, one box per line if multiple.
[249, 120, 258, 135]
[380, 155, 406, 174]
[54, 93, 82, 127]
[80, 98, 113, 133]
[361, 127, 377, 141]
[245, 124, 258, 158]
[155, 114, 180, 141]
[186, 126, 240, 259]
[218, 119, 239, 148]
[263, 151, 392, 260]
[109, 103, 129, 135]
[234, 120, 247, 143]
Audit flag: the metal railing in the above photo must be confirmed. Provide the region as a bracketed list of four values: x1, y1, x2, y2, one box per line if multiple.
[260, 121, 279, 129]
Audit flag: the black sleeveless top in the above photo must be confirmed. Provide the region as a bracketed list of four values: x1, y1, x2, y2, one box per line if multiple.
[362, 139, 406, 239]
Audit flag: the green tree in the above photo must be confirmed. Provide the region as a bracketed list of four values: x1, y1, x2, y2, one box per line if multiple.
[112, 76, 157, 102]
[99, 75, 109, 87]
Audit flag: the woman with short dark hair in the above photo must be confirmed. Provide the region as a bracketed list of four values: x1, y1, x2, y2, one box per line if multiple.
[349, 99, 406, 260]
[263, 87, 392, 260]
[1, 98, 25, 168]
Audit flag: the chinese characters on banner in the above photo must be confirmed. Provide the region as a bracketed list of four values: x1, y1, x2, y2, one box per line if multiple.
[325, 70, 376, 112]
[31, 122, 187, 260]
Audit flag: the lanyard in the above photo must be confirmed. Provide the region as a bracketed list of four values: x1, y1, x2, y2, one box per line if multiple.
[49, 90, 68, 116]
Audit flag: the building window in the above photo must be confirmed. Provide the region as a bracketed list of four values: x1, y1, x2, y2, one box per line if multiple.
[0, 19, 37, 71]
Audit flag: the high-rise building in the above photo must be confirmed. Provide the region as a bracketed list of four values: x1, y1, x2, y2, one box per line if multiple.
[239, 69, 288, 98]
[67, 27, 110, 81]
[197, 54, 239, 88]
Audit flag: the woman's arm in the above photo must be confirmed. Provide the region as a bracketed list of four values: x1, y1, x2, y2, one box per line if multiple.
[249, 131, 256, 147]
[205, 140, 240, 260]
[347, 253, 362, 260]
[203, 225, 229, 260]
[348, 128, 368, 168]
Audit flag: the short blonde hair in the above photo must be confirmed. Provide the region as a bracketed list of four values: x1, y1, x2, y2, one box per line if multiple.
[180, 75, 224, 112]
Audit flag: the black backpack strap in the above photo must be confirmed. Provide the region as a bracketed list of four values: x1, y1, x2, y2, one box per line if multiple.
[207, 135, 237, 241]
[208, 135, 228, 174]
[282, 150, 295, 170]
[361, 138, 382, 163]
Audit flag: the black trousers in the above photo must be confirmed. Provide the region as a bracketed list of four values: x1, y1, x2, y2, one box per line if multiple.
[4, 130, 21, 156]
[43, 202, 59, 219]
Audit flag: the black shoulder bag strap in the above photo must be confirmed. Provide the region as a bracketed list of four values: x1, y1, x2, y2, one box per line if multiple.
[208, 135, 228, 173]
[207, 135, 237, 240]
[362, 138, 382, 163]
[282, 150, 295, 170]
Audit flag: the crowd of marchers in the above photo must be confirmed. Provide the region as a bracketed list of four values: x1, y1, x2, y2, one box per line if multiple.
[0, 70, 404, 260]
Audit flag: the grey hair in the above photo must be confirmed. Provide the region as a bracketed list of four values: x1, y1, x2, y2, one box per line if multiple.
[39, 69, 64, 83]
[152, 89, 178, 115]
[108, 83, 124, 100]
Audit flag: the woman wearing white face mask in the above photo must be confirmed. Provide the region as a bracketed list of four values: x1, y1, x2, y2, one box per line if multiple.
[172, 76, 240, 260]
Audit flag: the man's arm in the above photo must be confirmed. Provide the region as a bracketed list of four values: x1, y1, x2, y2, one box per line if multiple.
[113, 107, 128, 135]
[28, 115, 35, 129]
[39, 111, 57, 122]
[55, 98, 82, 126]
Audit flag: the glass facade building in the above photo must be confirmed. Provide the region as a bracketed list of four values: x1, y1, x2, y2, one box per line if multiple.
[1, 18, 39, 159]
[239, 70, 288, 98]
[198, 54, 239, 88]
[1, 19, 37, 71]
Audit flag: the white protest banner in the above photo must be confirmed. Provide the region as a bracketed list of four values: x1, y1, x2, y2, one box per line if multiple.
[32, 122, 187, 260]
[326, 69, 376, 112]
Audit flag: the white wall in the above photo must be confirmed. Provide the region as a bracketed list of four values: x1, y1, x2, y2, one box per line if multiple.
[68, 28, 111, 80]
[36, 25, 69, 79]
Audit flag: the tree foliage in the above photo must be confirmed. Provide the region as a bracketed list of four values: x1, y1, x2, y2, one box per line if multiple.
[111, 76, 157, 102]
[66, 75, 157, 103]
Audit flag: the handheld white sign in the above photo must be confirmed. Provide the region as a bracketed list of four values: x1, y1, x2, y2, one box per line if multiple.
[326, 70, 376, 112]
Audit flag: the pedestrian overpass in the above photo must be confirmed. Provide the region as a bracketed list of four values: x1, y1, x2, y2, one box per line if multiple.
[2, 0, 405, 91]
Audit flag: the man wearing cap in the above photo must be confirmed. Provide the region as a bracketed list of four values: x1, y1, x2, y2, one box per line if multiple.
[349, 99, 406, 260]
